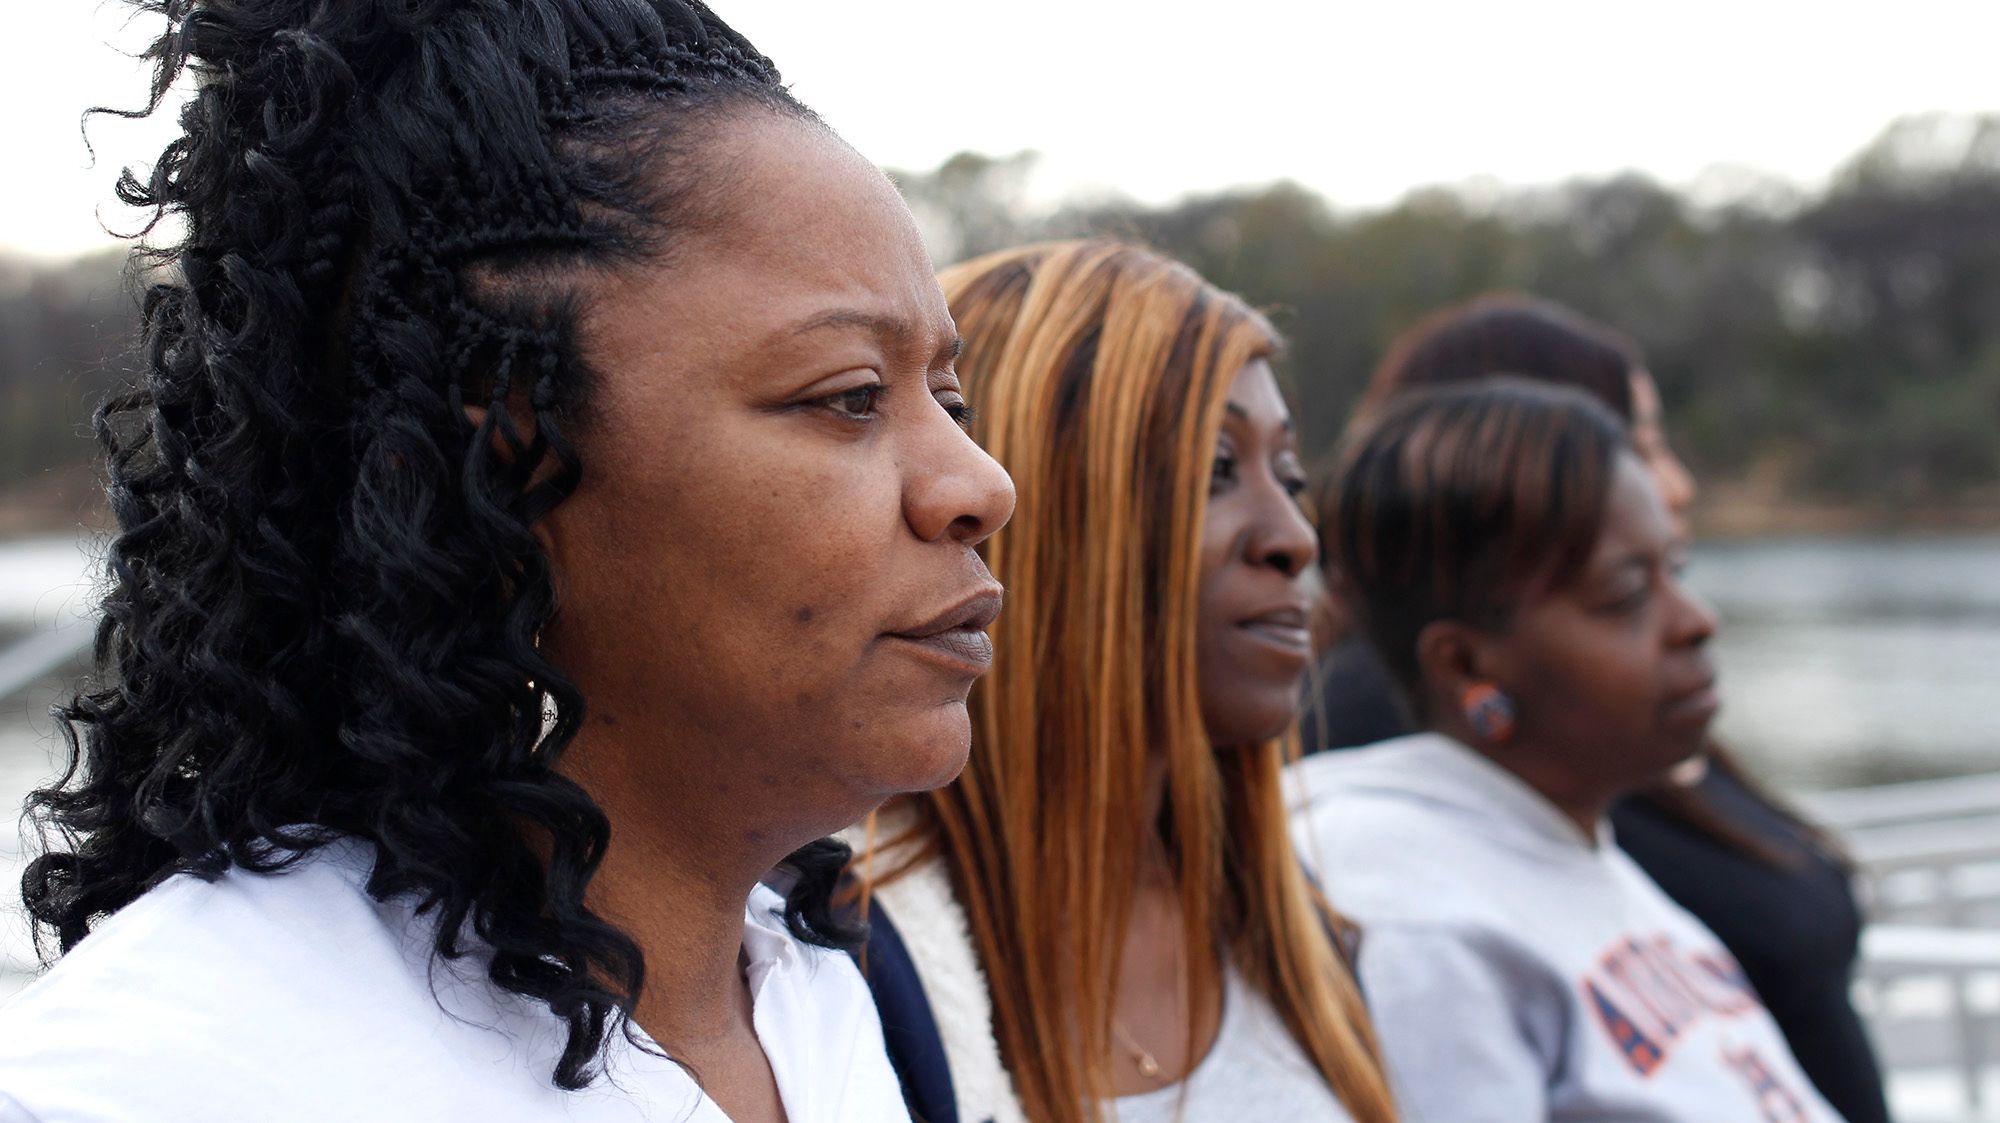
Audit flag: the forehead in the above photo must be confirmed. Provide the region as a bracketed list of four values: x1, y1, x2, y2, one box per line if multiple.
[1224, 359, 1291, 427]
[1588, 452, 1674, 563]
[675, 111, 949, 345]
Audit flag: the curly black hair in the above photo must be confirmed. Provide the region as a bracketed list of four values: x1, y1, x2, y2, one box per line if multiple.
[23, 0, 861, 1090]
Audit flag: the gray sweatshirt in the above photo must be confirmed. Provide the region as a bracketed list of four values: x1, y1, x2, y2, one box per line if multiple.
[1288, 734, 1847, 1123]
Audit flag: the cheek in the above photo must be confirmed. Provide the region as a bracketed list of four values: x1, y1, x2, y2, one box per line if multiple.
[662, 431, 889, 668]
[549, 413, 899, 715]
[1191, 552, 1305, 746]
[1512, 619, 1658, 731]
[1191, 520, 1238, 715]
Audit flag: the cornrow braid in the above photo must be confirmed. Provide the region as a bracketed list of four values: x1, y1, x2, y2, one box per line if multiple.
[24, 0, 853, 1091]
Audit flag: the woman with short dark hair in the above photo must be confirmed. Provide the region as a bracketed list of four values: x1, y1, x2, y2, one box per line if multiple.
[1308, 292, 1887, 1123]
[0, 3, 1013, 1120]
[1293, 379, 1843, 1122]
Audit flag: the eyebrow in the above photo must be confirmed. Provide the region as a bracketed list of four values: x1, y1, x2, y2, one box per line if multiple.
[778, 308, 961, 364]
[1224, 401, 1296, 432]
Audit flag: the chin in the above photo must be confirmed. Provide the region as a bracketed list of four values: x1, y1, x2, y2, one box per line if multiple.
[1634, 733, 1709, 786]
[1201, 685, 1304, 749]
[871, 705, 974, 795]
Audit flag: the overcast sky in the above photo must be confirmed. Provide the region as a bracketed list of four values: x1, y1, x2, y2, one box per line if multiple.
[6, 0, 1998, 259]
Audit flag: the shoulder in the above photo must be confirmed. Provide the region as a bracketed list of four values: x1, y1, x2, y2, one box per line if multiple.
[1288, 738, 1580, 929]
[1290, 788, 1507, 929]
[1, 840, 424, 1037]
[0, 840, 561, 1121]
[1356, 917, 1570, 1004]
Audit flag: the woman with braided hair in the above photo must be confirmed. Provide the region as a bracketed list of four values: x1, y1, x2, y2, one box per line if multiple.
[0, 2, 1012, 1121]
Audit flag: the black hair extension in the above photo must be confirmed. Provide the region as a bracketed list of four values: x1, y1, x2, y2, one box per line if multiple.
[23, 0, 853, 1091]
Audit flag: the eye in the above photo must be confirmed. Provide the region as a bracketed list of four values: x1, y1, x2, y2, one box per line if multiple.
[1210, 451, 1239, 495]
[816, 384, 884, 421]
[937, 391, 978, 431]
[1603, 583, 1653, 614]
[1277, 454, 1309, 498]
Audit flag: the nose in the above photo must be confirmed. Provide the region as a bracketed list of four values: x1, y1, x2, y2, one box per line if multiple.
[1664, 570, 1719, 649]
[1245, 476, 1317, 579]
[904, 407, 1016, 546]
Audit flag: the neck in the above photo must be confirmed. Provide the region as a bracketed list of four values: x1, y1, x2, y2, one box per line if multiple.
[1504, 756, 1612, 844]
[1435, 722, 1612, 846]
[557, 722, 801, 1050]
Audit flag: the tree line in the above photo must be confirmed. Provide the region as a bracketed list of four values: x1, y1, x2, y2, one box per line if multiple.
[898, 113, 2000, 525]
[3, 114, 1998, 527]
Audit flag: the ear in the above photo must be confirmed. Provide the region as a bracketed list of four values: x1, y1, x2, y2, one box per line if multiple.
[1414, 618, 1506, 712]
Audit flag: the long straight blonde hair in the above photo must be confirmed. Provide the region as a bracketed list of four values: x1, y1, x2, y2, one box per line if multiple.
[861, 240, 1397, 1123]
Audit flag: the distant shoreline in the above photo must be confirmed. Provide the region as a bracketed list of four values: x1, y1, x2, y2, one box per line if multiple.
[1696, 500, 2000, 539]
[5, 474, 1999, 541]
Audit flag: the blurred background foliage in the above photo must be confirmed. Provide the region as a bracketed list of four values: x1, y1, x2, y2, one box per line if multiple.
[5, 113, 1998, 531]
[894, 113, 2000, 529]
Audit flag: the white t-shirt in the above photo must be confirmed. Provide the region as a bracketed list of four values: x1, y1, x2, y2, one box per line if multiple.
[1289, 734, 1847, 1123]
[1109, 968, 1353, 1123]
[0, 838, 912, 1123]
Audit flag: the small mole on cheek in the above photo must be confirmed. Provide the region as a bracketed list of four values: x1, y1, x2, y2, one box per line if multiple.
[595, 712, 619, 726]
[795, 692, 812, 709]
[794, 605, 814, 625]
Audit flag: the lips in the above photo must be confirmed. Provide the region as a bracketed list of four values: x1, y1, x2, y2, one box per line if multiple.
[1235, 603, 1314, 657]
[1660, 674, 1722, 727]
[885, 588, 1004, 674]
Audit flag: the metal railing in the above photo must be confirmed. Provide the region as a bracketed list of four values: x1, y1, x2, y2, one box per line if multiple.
[1804, 775, 2000, 1121]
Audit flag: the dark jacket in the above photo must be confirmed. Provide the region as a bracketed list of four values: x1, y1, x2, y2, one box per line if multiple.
[845, 906, 971, 1123]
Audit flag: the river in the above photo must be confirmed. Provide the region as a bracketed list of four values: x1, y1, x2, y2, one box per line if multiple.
[3, 530, 1998, 994]
[2, 529, 1996, 792]
[1689, 533, 2000, 789]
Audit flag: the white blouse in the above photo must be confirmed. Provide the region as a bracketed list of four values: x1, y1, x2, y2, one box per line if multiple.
[0, 837, 911, 1122]
[1110, 968, 1353, 1123]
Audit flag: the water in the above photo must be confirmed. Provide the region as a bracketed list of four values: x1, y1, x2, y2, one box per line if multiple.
[1, 531, 1995, 793]
[1, 531, 1997, 995]
[2, 532, 106, 998]
[1688, 534, 2000, 791]
[0, 533, 99, 629]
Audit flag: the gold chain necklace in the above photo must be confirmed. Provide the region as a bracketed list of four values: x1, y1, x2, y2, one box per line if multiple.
[1109, 910, 1189, 1085]
[1111, 1019, 1166, 1080]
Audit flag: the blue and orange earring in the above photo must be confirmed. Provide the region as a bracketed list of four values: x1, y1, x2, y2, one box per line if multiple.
[1462, 683, 1517, 744]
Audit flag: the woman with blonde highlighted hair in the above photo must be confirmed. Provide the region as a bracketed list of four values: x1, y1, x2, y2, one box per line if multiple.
[847, 240, 1395, 1123]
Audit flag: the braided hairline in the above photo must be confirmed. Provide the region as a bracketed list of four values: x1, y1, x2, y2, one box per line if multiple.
[24, 0, 848, 1094]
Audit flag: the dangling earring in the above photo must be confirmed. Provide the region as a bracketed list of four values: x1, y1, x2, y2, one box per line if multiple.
[1462, 683, 1517, 744]
[531, 629, 556, 750]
